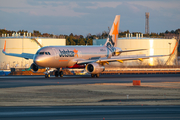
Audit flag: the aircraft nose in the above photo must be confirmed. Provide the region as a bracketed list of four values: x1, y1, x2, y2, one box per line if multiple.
[34, 56, 43, 66]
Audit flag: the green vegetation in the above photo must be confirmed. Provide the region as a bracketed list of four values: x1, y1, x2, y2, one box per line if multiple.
[0, 28, 180, 45]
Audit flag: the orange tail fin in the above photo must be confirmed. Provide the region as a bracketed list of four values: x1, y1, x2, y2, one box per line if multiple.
[3, 40, 6, 52]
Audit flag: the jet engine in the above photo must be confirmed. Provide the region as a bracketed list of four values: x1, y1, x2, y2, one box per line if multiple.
[85, 63, 105, 74]
[30, 63, 39, 72]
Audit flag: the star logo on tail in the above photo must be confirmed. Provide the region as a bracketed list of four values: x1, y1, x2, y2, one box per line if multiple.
[112, 22, 119, 46]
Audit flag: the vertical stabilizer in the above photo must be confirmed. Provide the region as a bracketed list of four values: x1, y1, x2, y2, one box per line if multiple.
[104, 15, 120, 48]
[3, 40, 6, 52]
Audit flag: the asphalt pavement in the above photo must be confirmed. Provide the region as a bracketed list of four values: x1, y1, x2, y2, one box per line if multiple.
[0, 106, 180, 120]
[0, 74, 180, 88]
[0, 74, 180, 119]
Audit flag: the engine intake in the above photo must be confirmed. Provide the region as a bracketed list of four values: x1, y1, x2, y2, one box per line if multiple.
[85, 63, 105, 74]
[30, 63, 39, 72]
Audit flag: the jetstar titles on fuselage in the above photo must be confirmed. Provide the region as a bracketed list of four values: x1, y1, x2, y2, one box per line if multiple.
[59, 49, 78, 57]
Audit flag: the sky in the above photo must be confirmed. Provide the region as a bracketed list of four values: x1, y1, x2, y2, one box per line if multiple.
[0, 0, 180, 36]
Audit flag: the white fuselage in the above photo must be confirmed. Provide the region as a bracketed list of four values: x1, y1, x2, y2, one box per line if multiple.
[34, 46, 113, 68]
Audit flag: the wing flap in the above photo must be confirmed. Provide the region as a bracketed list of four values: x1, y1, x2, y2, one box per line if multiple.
[96, 55, 168, 64]
[77, 54, 168, 65]
[118, 49, 147, 53]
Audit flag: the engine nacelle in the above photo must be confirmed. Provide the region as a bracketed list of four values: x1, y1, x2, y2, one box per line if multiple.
[30, 63, 39, 72]
[85, 63, 105, 74]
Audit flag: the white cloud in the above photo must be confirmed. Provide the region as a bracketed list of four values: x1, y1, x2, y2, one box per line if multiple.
[1, 0, 180, 35]
[127, 1, 180, 18]
[0, 0, 86, 17]
[86, 2, 122, 9]
[128, 1, 180, 10]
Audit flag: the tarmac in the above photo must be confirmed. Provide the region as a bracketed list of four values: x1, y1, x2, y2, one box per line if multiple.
[0, 74, 180, 119]
[0, 106, 180, 120]
[0, 74, 180, 88]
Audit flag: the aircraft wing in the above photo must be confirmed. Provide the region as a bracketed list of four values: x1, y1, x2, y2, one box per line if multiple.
[77, 40, 178, 65]
[77, 54, 169, 65]
[96, 54, 169, 64]
[2, 41, 34, 59]
[77, 59, 98, 65]
[118, 49, 147, 53]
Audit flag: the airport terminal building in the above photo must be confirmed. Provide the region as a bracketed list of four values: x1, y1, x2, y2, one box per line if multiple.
[93, 35, 178, 66]
[0, 35, 66, 69]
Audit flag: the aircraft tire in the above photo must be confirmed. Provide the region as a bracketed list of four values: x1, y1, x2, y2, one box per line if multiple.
[45, 74, 50, 78]
[96, 74, 100, 78]
[45, 74, 47, 78]
[55, 71, 59, 77]
[59, 71, 63, 77]
[91, 74, 95, 78]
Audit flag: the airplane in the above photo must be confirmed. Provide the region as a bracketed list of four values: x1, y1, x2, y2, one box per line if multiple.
[2, 15, 177, 78]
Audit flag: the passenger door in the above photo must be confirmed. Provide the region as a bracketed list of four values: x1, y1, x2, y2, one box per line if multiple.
[52, 48, 58, 59]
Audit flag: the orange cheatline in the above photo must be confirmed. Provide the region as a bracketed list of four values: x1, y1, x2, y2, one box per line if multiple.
[59, 60, 68, 62]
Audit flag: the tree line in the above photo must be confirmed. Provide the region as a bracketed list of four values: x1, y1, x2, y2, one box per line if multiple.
[0, 29, 180, 45]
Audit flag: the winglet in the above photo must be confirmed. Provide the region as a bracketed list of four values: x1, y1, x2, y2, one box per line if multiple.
[2, 40, 6, 52]
[170, 40, 179, 55]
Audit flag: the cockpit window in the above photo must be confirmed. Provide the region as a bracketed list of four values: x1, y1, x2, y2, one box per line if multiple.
[39, 52, 44, 55]
[36, 52, 51, 55]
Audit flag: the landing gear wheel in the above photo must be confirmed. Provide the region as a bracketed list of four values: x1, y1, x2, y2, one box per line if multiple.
[91, 74, 95, 78]
[45, 74, 50, 78]
[59, 71, 63, 77]
[96, 74, 100, 78]
[55, 71, 59, 77]
[48, 74, 50, 78]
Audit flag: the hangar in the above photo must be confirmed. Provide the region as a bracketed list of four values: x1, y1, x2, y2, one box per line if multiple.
[0, 34, 66, 69]
[93, 35, 178, 66]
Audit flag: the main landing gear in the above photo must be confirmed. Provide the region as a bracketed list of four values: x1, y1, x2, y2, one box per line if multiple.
[45, 73, 50, 78]
[44, 68, 63, 78]
[55, 70, 63, 77]
[45, 70, 63, 78]
[91, 74, 100, 78]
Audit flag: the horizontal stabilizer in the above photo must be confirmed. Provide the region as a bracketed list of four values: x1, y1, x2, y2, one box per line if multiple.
[2, 41, 34, 59]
